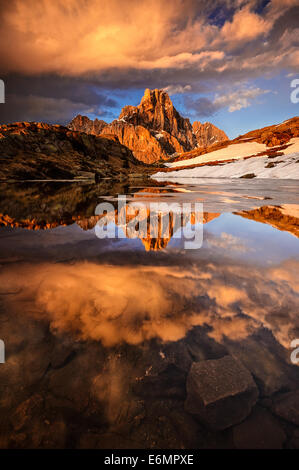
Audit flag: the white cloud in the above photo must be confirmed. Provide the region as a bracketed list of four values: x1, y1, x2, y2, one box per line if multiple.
[163, 84, 192, 95]
[213, 86, 271, 112]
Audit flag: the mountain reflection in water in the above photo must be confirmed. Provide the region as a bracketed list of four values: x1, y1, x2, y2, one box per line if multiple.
[0, 179, 298, 449]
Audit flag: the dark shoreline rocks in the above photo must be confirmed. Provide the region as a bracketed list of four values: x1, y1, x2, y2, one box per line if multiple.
[0, 122, 150, 181]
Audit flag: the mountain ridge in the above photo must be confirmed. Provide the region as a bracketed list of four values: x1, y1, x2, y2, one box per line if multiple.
[69, 88, 228, 164]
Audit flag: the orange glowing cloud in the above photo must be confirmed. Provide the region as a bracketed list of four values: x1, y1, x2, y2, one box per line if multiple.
[0, 258, 298, 349]
[1, 0, 297, 77]
[0, 0, 213, 74]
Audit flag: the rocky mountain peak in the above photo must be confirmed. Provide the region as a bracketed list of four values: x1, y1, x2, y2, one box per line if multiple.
[118, 88, 196, 152]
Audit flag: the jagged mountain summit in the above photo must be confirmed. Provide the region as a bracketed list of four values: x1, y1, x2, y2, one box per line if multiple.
[69, 89, 227, 164]
[117, 88, 197, 150]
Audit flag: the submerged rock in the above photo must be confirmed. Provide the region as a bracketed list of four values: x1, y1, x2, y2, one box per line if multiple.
[225, 334, 297, 397]
[233, 407, 286, 449]
[272, 390, 299, 426]
[185, 356, 258, 430]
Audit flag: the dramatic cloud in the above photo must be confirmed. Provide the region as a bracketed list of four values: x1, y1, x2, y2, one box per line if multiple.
[0, 75, 118, 124]
[219, 4, 271, 43]
[0, 0, 212, 75]
[0, 0, 298, 77]
[0, 94, 105, 124]
[184, 96, 220, 118]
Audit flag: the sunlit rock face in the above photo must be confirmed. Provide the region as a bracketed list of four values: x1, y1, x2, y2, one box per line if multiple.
[119, 88, 197, 151]
[100, 120, 172, 164]
[192, 121, 228, 148]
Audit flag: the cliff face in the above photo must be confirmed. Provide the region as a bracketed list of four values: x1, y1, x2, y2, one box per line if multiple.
[192, 121, 228, 147]
[100, 121, 172, 164]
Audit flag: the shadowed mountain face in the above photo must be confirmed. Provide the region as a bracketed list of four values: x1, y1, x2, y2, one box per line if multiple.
[69, 89, 227, 164]
[0, 122, 146, 180]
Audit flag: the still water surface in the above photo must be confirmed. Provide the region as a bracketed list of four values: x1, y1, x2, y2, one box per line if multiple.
[0, 179, 298, 448]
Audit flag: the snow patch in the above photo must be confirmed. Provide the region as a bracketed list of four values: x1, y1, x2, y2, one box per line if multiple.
[165, 141, 269, 168]
[165, 138, 299, 169]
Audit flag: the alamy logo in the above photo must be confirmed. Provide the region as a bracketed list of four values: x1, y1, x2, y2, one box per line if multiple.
[0, 80, 4, 103]
[94, 196, 203, 249]
[0, 339, 5, 363]
[290, 339, 299, 365]
[290, 78, 299, 104]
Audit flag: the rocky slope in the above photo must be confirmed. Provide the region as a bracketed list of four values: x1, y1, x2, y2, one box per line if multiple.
[0, 122, 147, 180]
[169, 117, 299, 164]
[154, 117, 299, 179]
[192, 121, 228, 147]
[69, 89, 226, 164]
